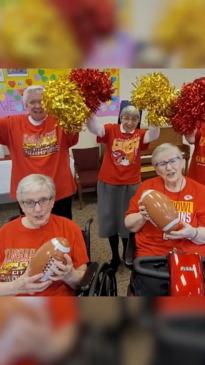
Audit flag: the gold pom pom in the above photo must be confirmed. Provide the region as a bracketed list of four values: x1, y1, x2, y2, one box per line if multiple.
[131, 72, 178, 126]
[154, 0, 205, 67]
[42, 75, 91, 133]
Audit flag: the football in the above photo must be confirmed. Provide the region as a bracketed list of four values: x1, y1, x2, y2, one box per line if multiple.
[28, 237, 71, 281]
[140, 189, 182, 232]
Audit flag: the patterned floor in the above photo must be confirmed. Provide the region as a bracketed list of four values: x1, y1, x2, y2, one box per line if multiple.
[0, 192, 130, 296]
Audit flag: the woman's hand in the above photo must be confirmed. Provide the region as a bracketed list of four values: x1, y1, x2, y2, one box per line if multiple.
[12, 271, 52, 295]
[48, 254, 74, 283]
[49, 255, 87, 289]
[138, 203, 157, 227]
[163, 223, 197, 240]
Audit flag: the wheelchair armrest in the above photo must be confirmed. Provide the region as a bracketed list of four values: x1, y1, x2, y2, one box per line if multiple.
[78, 262, 99, 292]
[124, 232, 136, 269]
[84, 218, 93, 232]
[134, 256, 170, 279]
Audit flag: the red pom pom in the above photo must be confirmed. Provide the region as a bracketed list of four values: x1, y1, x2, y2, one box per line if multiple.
[69, 69, 114, 112]
[171, 77, 205, 135]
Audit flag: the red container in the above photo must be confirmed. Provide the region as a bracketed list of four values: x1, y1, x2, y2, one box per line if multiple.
[168, 250, 205, 296]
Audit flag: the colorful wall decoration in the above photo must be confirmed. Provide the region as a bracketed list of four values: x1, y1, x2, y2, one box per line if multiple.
[0, 68, 120, 117]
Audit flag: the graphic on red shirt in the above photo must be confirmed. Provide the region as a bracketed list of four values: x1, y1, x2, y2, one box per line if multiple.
[23, 129, 59, 157]
[188, 124, 205, 184]
[97, 123, 148, 184]
[111, 136, 140, 166]
[173, 200, 193, 224]
[0, 248, 36, 281]
[195, 134, 205, 165]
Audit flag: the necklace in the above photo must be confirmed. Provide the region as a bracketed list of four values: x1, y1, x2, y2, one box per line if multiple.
[164, 176, 185, 201]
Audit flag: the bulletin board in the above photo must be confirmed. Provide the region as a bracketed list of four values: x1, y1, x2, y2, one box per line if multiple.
[0, 68, 120, 117]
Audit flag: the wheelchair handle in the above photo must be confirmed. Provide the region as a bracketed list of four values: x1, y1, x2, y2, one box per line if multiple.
[134, 256, 170, 279]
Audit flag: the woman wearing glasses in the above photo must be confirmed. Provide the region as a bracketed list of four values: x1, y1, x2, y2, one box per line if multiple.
[125, 143, 205, 295]
[0, 174, 88, 296]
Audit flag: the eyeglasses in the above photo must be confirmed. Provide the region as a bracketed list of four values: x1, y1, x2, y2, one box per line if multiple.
[122, 115, 139, 122]
[154, 156, 181, 169]
[22, 196, 53, 209]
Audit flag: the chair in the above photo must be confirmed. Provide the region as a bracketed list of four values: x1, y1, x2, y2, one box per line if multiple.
[72, 147, 101, 209]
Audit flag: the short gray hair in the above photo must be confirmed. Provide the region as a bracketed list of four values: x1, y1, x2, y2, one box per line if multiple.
[22, 85, 44, 106]
[16, 174, 55, 202]
[152, 143, 183, 166]
[120, 105, 140, 121]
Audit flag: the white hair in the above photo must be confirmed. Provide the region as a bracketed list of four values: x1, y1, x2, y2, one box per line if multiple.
[16, 174, 55, 202]
[22, 85, 45, 106]
[120, 105, 140, 121]
[152, 143, 183, 166]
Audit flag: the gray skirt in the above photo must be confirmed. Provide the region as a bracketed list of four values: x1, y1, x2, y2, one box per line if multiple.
[97, 181, 140, 238]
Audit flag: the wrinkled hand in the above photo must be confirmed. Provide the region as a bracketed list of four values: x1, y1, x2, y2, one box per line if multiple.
[48, 254, 74, 283]
[138, 203, 157, 227]
[14, 271, 52, 295]
[163, 223, 196, 240]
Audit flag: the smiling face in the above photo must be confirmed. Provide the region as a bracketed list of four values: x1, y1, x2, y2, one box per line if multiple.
[25, 91, 47, 122]
[154, 149, 184, 186]
[121, 114, 139, 133]
[19, 184, 55, 228]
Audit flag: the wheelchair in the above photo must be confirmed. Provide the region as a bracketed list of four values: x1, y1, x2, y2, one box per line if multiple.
[78, 218, 118, 296]
[7, 215, 118, 296]
[125, 232, 205, 296]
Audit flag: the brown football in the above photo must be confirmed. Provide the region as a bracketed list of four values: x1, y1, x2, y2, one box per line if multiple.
[28, 237, 71, 281]
[140, 189, 182, 232]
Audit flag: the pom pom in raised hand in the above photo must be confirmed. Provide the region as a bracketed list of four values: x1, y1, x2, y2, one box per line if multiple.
[131, 72, 178, 126]
[42, 75, 90, 133]
[69, 68, 114, 112]
[171, 77, 205, 135]
[42, 69, 114, 133]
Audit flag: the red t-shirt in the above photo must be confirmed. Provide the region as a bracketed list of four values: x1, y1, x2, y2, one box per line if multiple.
[0, 114, 78, 200]
[126, 176, 205, 257]
[188, 124, 205, 184]
[0, 214, 89, 296]
[97, 123, 148, 185]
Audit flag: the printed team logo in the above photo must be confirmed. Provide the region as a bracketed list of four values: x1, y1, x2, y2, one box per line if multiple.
[0, 248, 36, 282]
[0, 262, 27, 281]
[112, 136, 140, 166]
[23, 129, 59, 157]
[184, 195, 193, 200]
[173, 200, 194, 224]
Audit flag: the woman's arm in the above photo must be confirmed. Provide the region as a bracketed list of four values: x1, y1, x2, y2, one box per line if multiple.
[86, 115, 105, 137]
[143, 126, 160, 144]
[184, 129, 197, 144]
[164, 224, 205, 244]
[0, 273, 52, 296]
[125, 212, 146, 232]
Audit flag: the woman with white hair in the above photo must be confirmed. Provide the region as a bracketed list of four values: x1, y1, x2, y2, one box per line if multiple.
[125, 143, 205, 295]
[0, 174, 88, 296]
[0, 85, 79, 219]
[87, 105, 160, 271]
